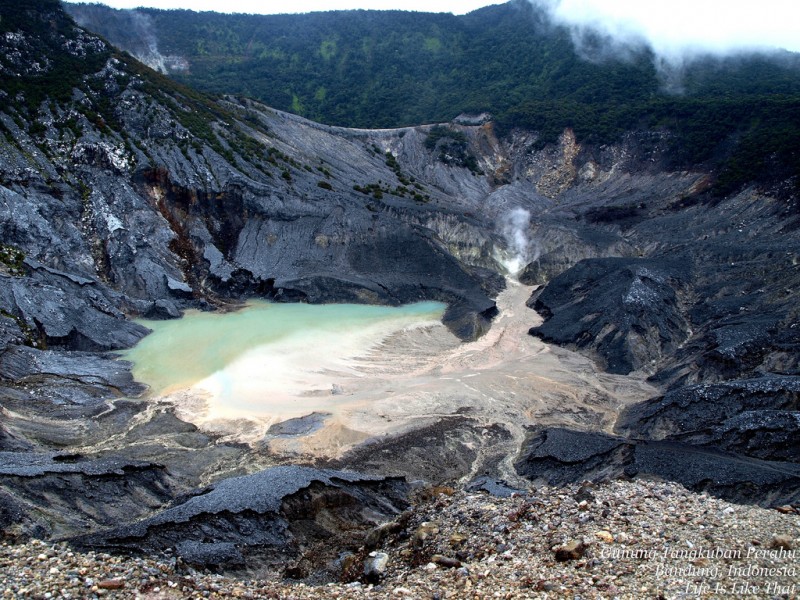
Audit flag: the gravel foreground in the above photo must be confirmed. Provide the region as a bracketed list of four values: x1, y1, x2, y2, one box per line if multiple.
[1, 479, 798, 600]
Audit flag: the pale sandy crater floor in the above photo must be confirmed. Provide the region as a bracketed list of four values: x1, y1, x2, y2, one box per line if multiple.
[149, 280, 658, 480]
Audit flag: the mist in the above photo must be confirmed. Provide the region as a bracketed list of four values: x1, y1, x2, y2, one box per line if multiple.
[132, 12, 158, 55]
[533, 0, 800, 64]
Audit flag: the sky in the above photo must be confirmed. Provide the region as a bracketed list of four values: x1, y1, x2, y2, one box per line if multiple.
[65, 0, 800, 54]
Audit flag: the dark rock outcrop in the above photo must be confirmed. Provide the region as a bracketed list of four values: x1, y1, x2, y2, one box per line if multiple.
[0, 452, 174, 539]
[615, 376, 800, 462]
[0, 346, 143, 400]
[0, 452, 161, 478]
[324, 417, 513, 483]
[514, 427, 630, 485]
[518, 223, 630, 286]
[0, 271, 149, 352]
[515, 427, 800, 507]
[524, 170, 800, 388]
[72, 466, 409, 581]
[517, 377, 800, 506]
[464, 476, 524, 498]
[528, 257, 691, 374]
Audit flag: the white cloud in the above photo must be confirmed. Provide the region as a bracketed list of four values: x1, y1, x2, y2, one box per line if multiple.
[64, 0, 497, 15]
[541, 0, 800, 56]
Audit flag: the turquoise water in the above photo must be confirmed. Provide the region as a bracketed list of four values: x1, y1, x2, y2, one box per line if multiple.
[122, 300, 446, 398]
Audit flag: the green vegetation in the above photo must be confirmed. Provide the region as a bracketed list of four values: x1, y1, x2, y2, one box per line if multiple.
[0, 309, 39, 348]
[354, 181, 430, 203]
[65, 2, 800, 127]
[381, 150, 430, 189]
[424, 125, 481, 174]
[0, 0, 281, 175]
[123, 60, 248, 159]
[0, 244, 26, 276]
[0, 0, 112, 112]
[383, 150, 411, 185]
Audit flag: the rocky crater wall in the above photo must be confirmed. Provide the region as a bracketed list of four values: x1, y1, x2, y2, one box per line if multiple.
[1, 6, 798, 554]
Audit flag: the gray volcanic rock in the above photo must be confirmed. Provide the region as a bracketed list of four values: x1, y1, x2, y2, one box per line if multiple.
[0, 345, 144, 414]
[518, 223, 631, 286]
[0, 346, 142, 398]
[0, 451, 161, 477]
[515, 427, 800, 506]
[73, 466, 409, 580]
[0, 273, 149, 352]
[0, 452, 174, 539]
[175, 541, 244, 569]
[513, 427, 630, 485]
[263, 412, 330, 438]
[523, 170, 800, 388]
[528, 257, 691, 374]
[464, 476, 524, 498]
[0, 424, 32, 452]
[324, 417, 513, 483]
[0, 314, 26, 349]
[708, 411, 800, 462]
[615, 376, 800, 462]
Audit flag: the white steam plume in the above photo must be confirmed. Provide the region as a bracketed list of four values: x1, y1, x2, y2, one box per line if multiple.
[532, 0, 800, 62]
[127, 11, 164, 70]
[495, 208, 537, 277]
